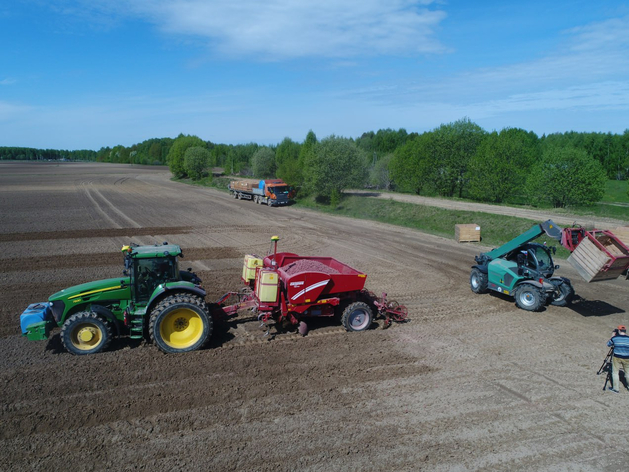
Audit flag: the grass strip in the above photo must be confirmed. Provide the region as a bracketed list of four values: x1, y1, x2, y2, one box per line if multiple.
[298, 194, 573, 258]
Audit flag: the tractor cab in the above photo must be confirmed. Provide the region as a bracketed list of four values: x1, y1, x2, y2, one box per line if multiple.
[506, 243, 557, 279]
[123, 243, 183, 303]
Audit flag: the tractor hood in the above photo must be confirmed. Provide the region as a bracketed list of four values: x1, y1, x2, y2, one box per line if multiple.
[49, 277, 130, 305]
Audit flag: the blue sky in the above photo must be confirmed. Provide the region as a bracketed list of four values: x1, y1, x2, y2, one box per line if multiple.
[1, 0, 628, 150]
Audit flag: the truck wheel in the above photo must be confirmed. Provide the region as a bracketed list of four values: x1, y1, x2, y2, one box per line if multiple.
[514, 284, 545, 312]
[61, 311, 112, 355]
[232, 191, 237, 199]
[149, 294, 213, 353]
[341, 302, 373, 332]
[267, 198, 273, 207]
[551, 280, 574, 307]
[470, 268, 488, 294]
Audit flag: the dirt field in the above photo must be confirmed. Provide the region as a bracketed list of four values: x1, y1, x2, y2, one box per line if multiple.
[1, 161, 628, 472]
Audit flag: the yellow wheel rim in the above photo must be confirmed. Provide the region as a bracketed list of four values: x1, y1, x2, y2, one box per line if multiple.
[160, 308, 204, 349]
[70, 323, 103, 351]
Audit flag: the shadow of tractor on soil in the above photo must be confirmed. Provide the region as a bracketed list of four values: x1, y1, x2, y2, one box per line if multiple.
[486, 291, 625, 317]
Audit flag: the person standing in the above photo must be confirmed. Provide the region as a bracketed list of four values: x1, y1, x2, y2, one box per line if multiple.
[606, 325, 629, 393]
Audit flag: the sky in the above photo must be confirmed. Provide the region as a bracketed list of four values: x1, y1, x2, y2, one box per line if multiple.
[1, 0, 629, 150]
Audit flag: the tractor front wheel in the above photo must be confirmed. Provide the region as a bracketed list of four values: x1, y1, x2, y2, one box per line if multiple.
[149, 294, 213, 353]
[470, 268, 488, 294]
[341, 301, 373, 332]
[61, 311, 112, 355]
[514, 284, 546, 312]
[551, 280, 575, 307]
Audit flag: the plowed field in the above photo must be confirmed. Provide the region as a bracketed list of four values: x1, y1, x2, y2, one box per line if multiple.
[1, 162, 628, 471]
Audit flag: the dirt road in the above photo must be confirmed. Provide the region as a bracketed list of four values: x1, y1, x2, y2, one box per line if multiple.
[1, 162, 628, 471]
[347, 190, 627, 230]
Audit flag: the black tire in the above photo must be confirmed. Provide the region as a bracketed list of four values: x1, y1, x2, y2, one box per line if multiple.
[514, 284, 546, 312]
[231, 191, 237, 199]
[149, 293, 213, 353]
[470, 268, 488, 294]
[551, 279, 575, 307]
[341, 301, 373, 332]
[266, 198, 273, 207]
[61, 311, 112, 355]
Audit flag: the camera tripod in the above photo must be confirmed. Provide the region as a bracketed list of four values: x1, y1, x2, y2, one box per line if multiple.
[597, 347, 613, 391]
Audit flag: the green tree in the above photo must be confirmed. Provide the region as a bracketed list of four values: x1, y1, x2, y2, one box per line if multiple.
[226, 143, 259, 175]
[167, 134, 206, 178]
[184, 146, 211, 180]
[369, 153, 394, 190]
[467, 128, 539, 203]
[251, 147, 276, 177]
[431, 118, 486, 197]
[390, 133, 435, 194]
[526, 146, 606, 207]
[303, 136, 367, 202]
[294, 130, 318, 191]
[275, 137, 302, 185]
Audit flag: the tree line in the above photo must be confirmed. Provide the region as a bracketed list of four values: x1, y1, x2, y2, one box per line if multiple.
[2, 118, 628, 207]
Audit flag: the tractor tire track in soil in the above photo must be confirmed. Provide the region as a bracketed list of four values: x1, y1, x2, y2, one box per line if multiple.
[1, 162, 628, 472]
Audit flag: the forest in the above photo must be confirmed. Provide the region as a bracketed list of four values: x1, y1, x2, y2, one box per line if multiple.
[2, 118, 628, 207]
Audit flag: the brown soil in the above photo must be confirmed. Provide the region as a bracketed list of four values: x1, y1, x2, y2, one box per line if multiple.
[1, 161, 628, 471]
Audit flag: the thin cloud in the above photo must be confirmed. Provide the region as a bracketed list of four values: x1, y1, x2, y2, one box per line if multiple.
[339, 14, 629, 115]
[0, 101, 33, 121]
[47, 0, 448, 59]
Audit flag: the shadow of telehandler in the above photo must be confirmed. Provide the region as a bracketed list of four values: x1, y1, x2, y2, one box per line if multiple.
[567, 295, 626, 317]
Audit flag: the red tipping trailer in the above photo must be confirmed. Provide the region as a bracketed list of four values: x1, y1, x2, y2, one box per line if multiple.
[212, 237, 408, 335]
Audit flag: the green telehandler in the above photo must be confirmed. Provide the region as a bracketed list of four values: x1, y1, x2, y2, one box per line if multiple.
[470, 220, 575, 311]
[20, 242, 212, 355]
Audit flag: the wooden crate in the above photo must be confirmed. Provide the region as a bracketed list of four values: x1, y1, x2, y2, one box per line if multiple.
[455, 224, 481, 243]
[568, 234, 629, 282]
[613, 226, 629, 246]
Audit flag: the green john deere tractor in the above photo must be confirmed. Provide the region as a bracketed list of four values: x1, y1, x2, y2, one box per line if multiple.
[20, 242, 212, 355]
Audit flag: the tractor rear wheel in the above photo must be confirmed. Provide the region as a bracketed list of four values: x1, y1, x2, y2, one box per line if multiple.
[341, 301, 373, 332]
[149, 293, 212, 353]
[551, 279, 575, 306]
[61, 311, 112, 355]
[470, 268, 488, 294]
[514, 284, 546, 312]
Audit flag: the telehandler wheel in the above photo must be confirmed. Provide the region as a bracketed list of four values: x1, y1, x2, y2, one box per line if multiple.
[149, 294, 213, 354]
[470, 268, 488, 294]
[61, 311, 112, 355]
[551, 280, 575, 307]
[341, 301, 373, 332]
[514, 284, 546, 312]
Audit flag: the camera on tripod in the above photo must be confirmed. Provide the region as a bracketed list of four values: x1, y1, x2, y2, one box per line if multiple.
[597, 347, 613, 391]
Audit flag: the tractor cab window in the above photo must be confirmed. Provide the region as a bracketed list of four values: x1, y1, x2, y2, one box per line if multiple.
[133, 257, 178, 301]
[533, 246, 553, 270]
[515, 246, 552, 271]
